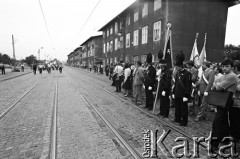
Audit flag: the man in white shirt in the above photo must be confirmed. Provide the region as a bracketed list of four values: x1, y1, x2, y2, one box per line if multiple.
[114, 62, 123, 92]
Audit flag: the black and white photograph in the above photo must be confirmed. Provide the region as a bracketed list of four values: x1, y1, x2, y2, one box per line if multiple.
[0, 0, 240, 158]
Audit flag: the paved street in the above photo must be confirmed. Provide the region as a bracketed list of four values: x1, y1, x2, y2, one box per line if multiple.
[0, 67, 239, 159]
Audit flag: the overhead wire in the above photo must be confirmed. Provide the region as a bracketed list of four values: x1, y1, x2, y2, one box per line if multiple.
[38, 0, 55, 48]
[69, 0, 102, 49]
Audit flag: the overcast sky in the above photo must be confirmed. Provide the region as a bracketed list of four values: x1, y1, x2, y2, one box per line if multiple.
[0, 0, 239, 62]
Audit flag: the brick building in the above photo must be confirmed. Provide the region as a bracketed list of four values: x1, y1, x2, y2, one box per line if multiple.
[99, 0, 239, 63]
[80, 35, 103, 67]
[67, 47, 83, 67]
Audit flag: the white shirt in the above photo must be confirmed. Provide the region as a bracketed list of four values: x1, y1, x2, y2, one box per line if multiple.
[124, 68, 131, 82]
[114, 65, 123, 76]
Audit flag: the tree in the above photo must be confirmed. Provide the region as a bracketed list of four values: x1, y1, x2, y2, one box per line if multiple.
[0, 53, 12, 64]
[224, 44, 240, 61]
[25, 55, 37, 66]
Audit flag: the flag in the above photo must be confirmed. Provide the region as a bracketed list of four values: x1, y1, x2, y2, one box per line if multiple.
[163, 29, 173, 69]
[190, 33, 200, 67]
[199, 33, 207, 65]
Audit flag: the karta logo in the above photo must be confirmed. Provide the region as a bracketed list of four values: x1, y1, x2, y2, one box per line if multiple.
[142, 130, 239, 158]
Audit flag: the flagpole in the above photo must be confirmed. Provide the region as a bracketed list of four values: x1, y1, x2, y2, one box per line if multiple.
[163, 24, 171, 59]
[153, 23, 171, 114]
[169, 29, 174, 69]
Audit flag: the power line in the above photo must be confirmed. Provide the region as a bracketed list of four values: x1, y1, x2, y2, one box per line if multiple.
[69, 0, 102, 48]
[38, 0, 54, 47]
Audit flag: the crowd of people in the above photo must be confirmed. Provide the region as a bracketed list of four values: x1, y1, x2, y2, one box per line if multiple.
[82, 50, 240, 154]
[31, 63, 63, 74]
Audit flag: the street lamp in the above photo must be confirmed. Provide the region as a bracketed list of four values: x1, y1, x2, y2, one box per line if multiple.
[38, 47, 44, 61]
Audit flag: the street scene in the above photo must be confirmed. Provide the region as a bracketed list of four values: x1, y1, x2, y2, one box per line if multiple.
[1, 0, 240, 159]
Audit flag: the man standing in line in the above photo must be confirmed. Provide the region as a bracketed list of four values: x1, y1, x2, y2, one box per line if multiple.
[194, 61, 215, 122]
[132, 61, 144, 105]
[172, 51, 192, 126]
[143, 53, 156, 110]
[113, 62, 123, 92]
[157, 51, 172, 118]
[210, 59, 238, 153]
[185, 60, 199, 115]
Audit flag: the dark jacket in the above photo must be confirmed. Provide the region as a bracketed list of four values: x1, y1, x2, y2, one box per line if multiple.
[143, 65, 156, 87]
[173, 69, 192, 98]
[158, 69, 172, 95]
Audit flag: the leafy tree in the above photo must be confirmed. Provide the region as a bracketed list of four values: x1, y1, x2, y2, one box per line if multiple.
[0, 53, 12, 64]
[25, 55, 37, 66]
[224, 44, 240, 61]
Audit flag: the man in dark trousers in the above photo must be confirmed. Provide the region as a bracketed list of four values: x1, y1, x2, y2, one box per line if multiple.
[33, 63, 37, 74]
[143, 53, 156, 110]
[172, 51, 192, 126]
[157, 51, 172, 118]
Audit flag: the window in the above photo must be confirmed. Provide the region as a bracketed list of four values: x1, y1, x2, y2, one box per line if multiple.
[126, 15, 130, 26]
[114, 57, 118, 63]
[125, 56, 129, 62]
[133, 30, 139, 46]
[126, 33, 130, 48]
[110, 26, 113, 35]
[103, 43, 106, 53]
[153, 21, 161, 41]
[134, 9, 139, 22]
[141, 55, 147, 63]
[110, 41, 113, 52]
[133, 56, 139, 62]
[153, 54, 158, 62]
[110, 58, 113, 64]
[154, 0, 162, 11]
[142, 3, 148, 18]
[142, 26, 148, 44]
[115, 22, 118, 34]
[120, 20, 123, 30]
[115, 38, 118, 50]
[103, 31, 105, 38]
[107, 29, 109, 37]
[119, 36, 123, 49]
[107, 42, 109, 52]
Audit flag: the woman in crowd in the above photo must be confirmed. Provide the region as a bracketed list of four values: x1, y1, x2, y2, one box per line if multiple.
[123, 63, 131, 97]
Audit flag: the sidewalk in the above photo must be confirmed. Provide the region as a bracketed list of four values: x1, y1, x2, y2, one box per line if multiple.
[0, 68, 32, 82]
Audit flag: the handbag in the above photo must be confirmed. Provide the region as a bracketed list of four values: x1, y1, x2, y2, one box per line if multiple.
[206, 90, 231, 108]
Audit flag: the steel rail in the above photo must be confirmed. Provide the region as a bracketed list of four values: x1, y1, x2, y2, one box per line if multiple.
[49, 81, 58, 159]
[70, 80, 143, 159]
[0, 82, 38, 120]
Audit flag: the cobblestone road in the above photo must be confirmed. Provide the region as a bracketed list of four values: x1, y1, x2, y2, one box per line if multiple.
[57, 73, 134, 159]
[0, 72, 55, 159]
[0, 72, 44, 116]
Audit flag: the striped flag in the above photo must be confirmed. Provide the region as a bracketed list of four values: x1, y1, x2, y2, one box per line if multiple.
[199, 33, 207, 65]
[190, 33, 200, 67]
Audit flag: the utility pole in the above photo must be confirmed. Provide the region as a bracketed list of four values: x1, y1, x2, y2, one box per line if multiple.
[12, 35, 16, 70]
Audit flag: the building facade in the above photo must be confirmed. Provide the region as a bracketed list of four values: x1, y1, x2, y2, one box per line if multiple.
[67, 47, 83, 67]
[80, 35, 103, 67]
[99, 0, 239, 63]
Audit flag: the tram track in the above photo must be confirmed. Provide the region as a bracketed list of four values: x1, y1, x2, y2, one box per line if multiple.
[68, 67, 209, 155]
[0, 82, 38, 120]
[49, 81, 58, 159]
[69, 79, 143, 159]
